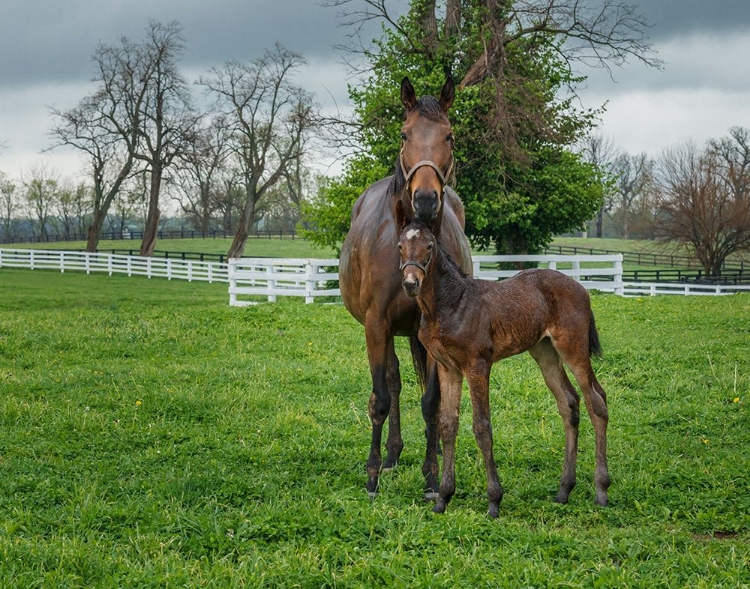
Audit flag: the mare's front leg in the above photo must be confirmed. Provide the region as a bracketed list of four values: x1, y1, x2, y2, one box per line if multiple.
[466, 362, 503, 518]
[383, 339, 403, 470]
[364, 316, 393, 497]
[433, 365, 463, 514]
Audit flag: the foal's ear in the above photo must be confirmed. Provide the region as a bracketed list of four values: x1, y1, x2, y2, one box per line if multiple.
[439, 76, 455, 112]
[401, 77, 417, 111]
[395, 199, 408, 231]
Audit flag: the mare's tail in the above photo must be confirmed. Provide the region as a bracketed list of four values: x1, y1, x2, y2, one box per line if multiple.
[409, 335, 429, 390]
[589, 310, 603, 358]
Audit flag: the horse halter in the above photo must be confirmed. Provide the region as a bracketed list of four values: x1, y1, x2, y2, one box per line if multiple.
[399, 148, 454, 198]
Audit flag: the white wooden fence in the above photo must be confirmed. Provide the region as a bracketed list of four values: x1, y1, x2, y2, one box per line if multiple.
[3, 248, 749, 302]
[0, 249, 229, 283]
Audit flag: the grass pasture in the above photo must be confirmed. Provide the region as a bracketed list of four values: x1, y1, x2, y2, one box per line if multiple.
[0, 268, 749, 588]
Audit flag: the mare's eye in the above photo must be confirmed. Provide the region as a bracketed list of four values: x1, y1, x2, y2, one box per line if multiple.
[427, 242, 434, 251]
[400, 132, 407, 142]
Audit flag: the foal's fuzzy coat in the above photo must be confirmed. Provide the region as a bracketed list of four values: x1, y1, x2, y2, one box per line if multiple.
[398, 221, 610, 517]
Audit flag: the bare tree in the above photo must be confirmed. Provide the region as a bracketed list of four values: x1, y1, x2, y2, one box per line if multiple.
[49, 35, 151, 252]
[199, 44, 319, 258]
[611, 151, 653, 239]
[136, 21, 199, 256]
[23, 164, 60, 241]
[710, 126, 750, 202]
[0, 172, 18, 239]
[654, 139, 750, 279]
[173, 116, 229, 234]
[51, 181, 90, 240]
[578, 132, 618, 237]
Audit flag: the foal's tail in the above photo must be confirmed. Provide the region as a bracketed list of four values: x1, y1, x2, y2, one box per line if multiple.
[409, 335, 429, 390]
[589, 310, 603, 358]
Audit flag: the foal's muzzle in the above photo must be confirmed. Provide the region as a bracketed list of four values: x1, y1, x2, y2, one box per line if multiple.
[400, 259, 428, 297]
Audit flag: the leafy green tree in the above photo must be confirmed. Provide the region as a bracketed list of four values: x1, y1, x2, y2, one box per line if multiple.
[307, 0, 658, 254]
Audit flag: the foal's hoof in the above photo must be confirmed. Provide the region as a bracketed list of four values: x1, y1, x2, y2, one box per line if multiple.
[488, 503, 499, 519]
[367, 491, 378, 500]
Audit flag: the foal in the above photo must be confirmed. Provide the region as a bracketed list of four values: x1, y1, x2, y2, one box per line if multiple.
[398, 220, 610, 517]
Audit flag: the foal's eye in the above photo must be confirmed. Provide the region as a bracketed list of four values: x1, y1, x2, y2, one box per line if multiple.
[398, 243, 402, 251]
[446, 133, 454, 143]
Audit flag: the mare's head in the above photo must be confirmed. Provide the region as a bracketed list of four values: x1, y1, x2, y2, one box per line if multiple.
[395, 77, 455, 225]
[398, 219, 436, 298]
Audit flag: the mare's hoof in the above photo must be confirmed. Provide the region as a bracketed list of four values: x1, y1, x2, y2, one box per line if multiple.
[595, 495, 608, 507]
[488, 503, 499, 519]
[367, 491, 378, 500]
[423, 491, 439, 501]
[432, 499, 447, 514]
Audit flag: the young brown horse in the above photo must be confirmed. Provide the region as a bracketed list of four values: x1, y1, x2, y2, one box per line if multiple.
[398, 219, 610, 517]
[339, 77, 472, 499]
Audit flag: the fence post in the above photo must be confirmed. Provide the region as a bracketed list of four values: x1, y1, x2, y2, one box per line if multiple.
[60, 251, 65, 273]
[108, 254, 113, 276]
[228, 260, 237, 306]
[613, 255, 624, 296]
[267, 264, 276, 303]
[305, 261, 315, 304]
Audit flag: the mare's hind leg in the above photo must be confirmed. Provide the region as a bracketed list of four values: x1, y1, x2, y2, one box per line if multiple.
[383, 339, 403, 470]
[529, 339, 580, 504]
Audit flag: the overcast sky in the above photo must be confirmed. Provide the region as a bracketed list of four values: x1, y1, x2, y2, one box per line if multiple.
[1, 0, 749, 181]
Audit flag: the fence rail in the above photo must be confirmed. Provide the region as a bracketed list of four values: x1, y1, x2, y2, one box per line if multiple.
[4, 248, 750, 301]
[0, 229, 298, 245]
[0, 249, 229, 283]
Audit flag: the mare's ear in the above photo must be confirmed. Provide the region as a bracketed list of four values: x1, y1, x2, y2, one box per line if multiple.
[395, 199, 408, 231]
[439, 76, 455, 112]
[401, 77, 417, 111]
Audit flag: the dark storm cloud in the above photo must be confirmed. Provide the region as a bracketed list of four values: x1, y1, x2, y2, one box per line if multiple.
[0, 0, 357, 87]
[634, 0, 750, 40]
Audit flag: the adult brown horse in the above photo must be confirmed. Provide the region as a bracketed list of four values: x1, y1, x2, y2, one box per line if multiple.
[339, 77, 472, 499]
[397, 219, 610, 517]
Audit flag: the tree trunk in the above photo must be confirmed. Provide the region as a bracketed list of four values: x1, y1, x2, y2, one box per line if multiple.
[86, 209, 107, 252]
[227, 196, 257, 259]
[140, 167, 163, 256]
[596, 208, 604, 238]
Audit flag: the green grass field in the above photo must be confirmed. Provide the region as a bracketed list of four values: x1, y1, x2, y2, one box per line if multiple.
[0, 268, 748, 587]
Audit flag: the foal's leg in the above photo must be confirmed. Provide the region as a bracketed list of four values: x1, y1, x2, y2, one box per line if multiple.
[364, 316, 393, 497]
[559, 344, 610, 506]
[569, 364, 609, 506]
[465, 362, 503, 518]
[433, 365, 463, 514]
[529, 340, 580, 504]
[383, 339, 403, 470]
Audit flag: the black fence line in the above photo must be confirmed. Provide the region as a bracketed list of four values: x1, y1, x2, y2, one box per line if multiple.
[0, 229, 297, 245]
[546, 244, 746, 272]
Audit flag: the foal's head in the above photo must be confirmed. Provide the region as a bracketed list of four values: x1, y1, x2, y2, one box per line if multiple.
[396, 77, 455, 225]
[398, 221, 436, 298]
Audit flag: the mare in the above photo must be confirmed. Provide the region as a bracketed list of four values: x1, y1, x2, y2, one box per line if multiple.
[397, 219, 610, 517]
[339, 77, 472, 498]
